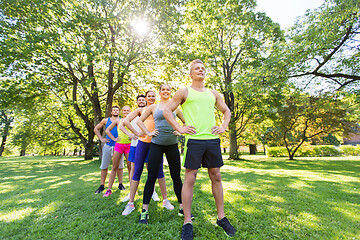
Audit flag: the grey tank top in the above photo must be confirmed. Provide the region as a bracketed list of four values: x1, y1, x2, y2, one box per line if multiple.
[151, 106, 177, 145]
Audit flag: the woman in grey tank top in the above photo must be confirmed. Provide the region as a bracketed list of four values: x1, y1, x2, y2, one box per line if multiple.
[136, 84, 186, 224]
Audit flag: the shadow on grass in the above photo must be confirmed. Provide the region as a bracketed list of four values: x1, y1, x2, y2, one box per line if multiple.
[0, 156, 359, 239]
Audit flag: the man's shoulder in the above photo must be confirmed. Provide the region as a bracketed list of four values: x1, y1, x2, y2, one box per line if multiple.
[174, 87, 188, 97]
[100, 118, 109, 124]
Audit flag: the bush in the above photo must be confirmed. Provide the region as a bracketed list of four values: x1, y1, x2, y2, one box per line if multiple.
[340, 145, 360, 156]
[266, 147, 288, 157]
[313, 145, 341, 156]
[267, 145, 341, 157]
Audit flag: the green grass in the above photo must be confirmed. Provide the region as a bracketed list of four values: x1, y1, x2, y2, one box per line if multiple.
[1, 155, 359, 239]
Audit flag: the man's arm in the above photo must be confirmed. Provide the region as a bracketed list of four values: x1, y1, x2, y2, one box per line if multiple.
[105, 119, 119, 142]
[94, 119, 109, 143]
[163, 88, 196, 135]
[175, 107, 186, 125]
[211, 90, 231, 135]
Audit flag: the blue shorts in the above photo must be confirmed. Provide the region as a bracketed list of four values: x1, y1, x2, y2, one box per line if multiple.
[132, 140, 164, 181]
[128, 146, 149, 163]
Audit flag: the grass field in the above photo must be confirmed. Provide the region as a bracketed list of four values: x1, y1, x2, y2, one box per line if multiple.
[1, 155, 359, 239]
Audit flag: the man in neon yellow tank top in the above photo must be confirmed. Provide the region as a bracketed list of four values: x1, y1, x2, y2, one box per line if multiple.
[163, 59, 236, 239]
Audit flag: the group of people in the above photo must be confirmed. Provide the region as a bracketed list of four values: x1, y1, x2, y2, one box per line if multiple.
[93, 59, 237, 240]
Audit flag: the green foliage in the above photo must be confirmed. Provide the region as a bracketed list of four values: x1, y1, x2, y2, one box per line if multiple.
[182, 0, 284, 157]
[266, 146, 288, 157]
[266, 89, 357, 159]
[0, 0, 184, 159]
[286, 0, 360, 91]
[340, 145, 360, 156]
[267, 145, 342, 157]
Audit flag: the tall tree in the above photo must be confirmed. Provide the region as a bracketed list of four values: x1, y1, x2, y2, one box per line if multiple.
[0, 0, 182, 159]
[183, 0, 283, 159]
[286, 0, 360, 91]
[266, 90, 356, 160]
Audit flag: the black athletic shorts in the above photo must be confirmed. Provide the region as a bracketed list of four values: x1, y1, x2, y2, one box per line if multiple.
[183, 138, 224, 170]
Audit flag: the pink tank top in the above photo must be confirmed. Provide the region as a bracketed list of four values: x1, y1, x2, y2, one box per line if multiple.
[139, 114, 154, 143]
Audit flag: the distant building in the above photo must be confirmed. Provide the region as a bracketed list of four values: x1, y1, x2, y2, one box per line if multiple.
[343, 126, 360, 145]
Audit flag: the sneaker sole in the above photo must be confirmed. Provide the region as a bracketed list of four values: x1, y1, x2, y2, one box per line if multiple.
[122, 208, 135, 216]
[216, 224, 236, 237]
[139, 215, 149, 225]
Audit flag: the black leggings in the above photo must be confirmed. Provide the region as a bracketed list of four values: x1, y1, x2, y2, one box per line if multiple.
[143, 143, 183, 205]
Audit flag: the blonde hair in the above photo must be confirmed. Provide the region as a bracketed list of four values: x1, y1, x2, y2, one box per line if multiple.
[189, 59, 204, 73]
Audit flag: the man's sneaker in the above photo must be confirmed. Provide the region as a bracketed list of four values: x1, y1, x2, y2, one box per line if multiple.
[122, 193, 130, 202]
[118, 183, 126, 190]
[102, 189, 112, 197]
[151, 191, 160, 201]
[181, 223, 193, 240]
[138, 209, 149, 224]
[216, 217, 237, 237]
[122, 203, 135, 215]
[178, 209, 195, 220]
[95, 185, 105, 194]
[162, 199, 174, 210]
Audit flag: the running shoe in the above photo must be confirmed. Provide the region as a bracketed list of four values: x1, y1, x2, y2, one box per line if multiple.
[181, 222, 193, 240]
[102, 189, 112, 197]
[122, 203, 135, 215]
[178, 209, 195, 220]
[152, 191, 160, 201]
[216, 217, 237, 237]
[162, 199, 174, 210]
[118, 183, 126, 190]
[122, 193, 130, 202]
[138, 209, 149, 224]
[95, 185, 105, 194]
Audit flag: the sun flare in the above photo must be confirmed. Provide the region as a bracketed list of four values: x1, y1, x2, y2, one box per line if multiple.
[131, 19, 150, 37]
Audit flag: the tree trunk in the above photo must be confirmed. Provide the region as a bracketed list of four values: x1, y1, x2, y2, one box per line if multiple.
[229, 127, 238, 159]
[20, 150, 26, 156]
[249, 144, 257, 155]
[0, 111, 12, 157]
[0, 135, 7, 156]
[84, 142, 94, 160]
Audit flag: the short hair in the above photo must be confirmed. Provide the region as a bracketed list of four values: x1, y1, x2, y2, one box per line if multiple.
[122, 105, 130, 110]
[145, 90, 155, 97]
[111, 105, 120, 110]
[159, 83, 171, 92]
[189, 59, 204, 73]
[136, 94, 146, 100]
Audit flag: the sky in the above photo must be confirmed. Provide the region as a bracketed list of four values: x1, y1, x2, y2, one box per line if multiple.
[255, 0, 325, 29]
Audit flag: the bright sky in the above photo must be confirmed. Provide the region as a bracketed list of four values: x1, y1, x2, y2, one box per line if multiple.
[255, 0, 325, 29]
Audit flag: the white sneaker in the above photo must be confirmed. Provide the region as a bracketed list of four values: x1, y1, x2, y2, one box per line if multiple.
[162, 199, 174, 210]
[122, 203, 135, 215]
[152, 191, 160, 202]
[122, 193, 130, 202]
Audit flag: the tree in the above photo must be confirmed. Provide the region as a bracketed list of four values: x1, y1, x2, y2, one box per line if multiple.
[0, 0, 182, 159]
[183, 0, 283, 159]
[0, 110, 13, 156]
[286, 0, 360, 91]
[266, 90, 356, 160]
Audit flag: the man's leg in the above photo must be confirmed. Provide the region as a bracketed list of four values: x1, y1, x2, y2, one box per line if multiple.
[207, 168, 225, 219]
[182, 168, 198, 224]
[96, 144, 112, 194]
[100, 168, 108, 185]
